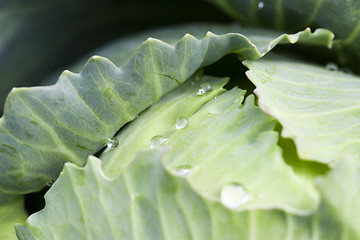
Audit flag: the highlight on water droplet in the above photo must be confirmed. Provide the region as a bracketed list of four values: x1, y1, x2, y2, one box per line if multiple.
[258, 1, 264, 9]
[325, 62, 338, 71]
[107, 137, 118, 148]
[176, 164, 192, 176]
[208, 105, 223, 115]
[221, 183, 251, 209]
[149, 135, 167, 149]
[176, 117, 190, 129]
[197, 82, 214, 95]
[47, 180, 55, 187]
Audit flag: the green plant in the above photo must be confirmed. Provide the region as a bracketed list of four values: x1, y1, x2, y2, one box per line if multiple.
[1, 0, 360, 239]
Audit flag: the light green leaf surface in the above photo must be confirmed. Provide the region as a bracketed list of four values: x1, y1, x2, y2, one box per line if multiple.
[0, 27, 333, 195]
[244, 56, 360, 163]
[15, 151, 298, 240]
[101, 74, 228, 174]
[16, 150, 360, 240]
[0, 197, 27, 240]
[101, 75, 318, 214]
[315, 155, 360, 239]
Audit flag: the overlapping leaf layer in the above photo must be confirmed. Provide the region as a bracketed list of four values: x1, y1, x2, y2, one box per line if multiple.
[0, 27, 332, 195]
[16, 150, 360, 239]
[244, 56, 360, 163]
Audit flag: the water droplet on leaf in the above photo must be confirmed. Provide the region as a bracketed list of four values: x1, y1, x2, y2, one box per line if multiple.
[176, 165, 192, 176]
[221, 183, 250, 209]
[176, 117, 190, 129]
[325, 62, 338, 71]
[47, 180, 54, 187]
[107, 137, 118, 148]
[150, 135, 167, 149]
[197, 82, 214, 95]
[258, 1, 264, 9]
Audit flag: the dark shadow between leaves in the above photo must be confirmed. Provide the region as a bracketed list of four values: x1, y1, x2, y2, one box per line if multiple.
[275, 123, 329, 178]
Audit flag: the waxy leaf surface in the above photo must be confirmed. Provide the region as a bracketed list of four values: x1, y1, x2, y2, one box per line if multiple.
[244, 56, 360, 163]
[0, 27, 333, 195]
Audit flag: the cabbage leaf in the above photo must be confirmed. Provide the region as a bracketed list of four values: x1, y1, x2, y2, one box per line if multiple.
[16, 149, 360, 239]
[244, 55, 360, 163]
[101, 75, 319, 214]
[0, 197, 27, 240]
[0, 27, 333, 195]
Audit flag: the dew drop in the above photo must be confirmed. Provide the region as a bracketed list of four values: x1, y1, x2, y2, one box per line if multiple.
[325, 62, 338, 71]
[208, 106, 222, 115]
[176, 165, 192, 176]
[197, 82, 214, 95]
[47, 180, 54, 187]
[176, 117, 190, 129]
[221, 183, 250, 209]
[258, 1, 264, 9]
[149, 135, 167, 149]
[107, 137, 118, 148]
